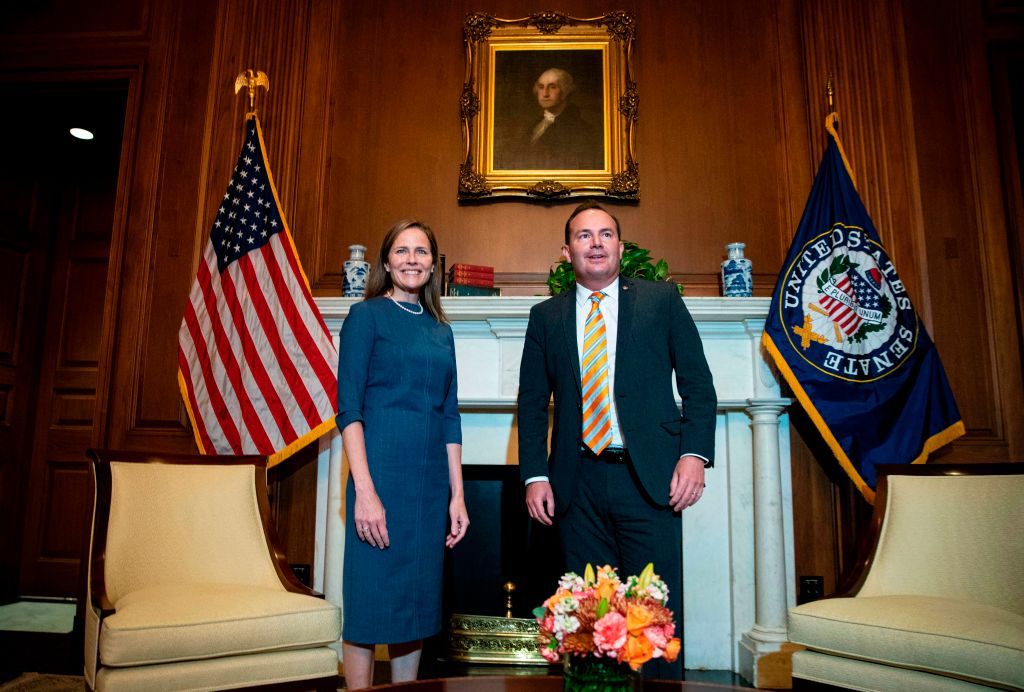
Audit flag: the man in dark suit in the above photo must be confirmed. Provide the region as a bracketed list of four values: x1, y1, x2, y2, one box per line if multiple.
[517, 201, 716, 679]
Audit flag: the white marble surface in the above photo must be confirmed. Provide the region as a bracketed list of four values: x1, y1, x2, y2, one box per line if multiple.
[312, 296, 793, 678]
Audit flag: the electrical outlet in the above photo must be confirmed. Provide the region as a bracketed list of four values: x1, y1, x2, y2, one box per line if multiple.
[799, 575, 824, 603]
[290, 563, 312, 588]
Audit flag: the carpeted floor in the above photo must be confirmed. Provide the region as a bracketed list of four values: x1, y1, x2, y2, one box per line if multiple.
[0, 603, 74, 635]
[0, 600, 753, 690]
[0, 673, 83, 691]
[0, 601, 82, 682]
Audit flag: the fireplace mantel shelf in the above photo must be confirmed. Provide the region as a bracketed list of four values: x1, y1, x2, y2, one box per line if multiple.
[317, 295, 772, 322]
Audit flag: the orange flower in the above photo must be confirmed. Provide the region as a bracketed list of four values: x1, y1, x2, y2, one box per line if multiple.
[596, 578, 617, 602]
[562, 632, 594, 654]
[544, 589, 570, 611]
[664, 637, 681, 663]
[626, 603, 654, 635]
[621, 632, 654, 670]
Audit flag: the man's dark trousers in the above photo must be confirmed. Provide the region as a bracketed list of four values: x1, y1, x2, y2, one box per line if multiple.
[559, 452, 683, 680]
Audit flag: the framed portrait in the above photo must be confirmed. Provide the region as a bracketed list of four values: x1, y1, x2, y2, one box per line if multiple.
[458, 11, 638, 200]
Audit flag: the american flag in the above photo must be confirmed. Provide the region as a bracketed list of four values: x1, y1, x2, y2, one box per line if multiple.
[177, 116, 337, 466]
[819, 272, 863, 335]
[848, 269, 883, 318]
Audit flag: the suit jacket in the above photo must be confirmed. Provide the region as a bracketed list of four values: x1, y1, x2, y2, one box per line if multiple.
[517, 277, 717, 511]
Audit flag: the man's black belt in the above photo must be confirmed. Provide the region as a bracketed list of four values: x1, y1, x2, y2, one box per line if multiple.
[580, 446, 630, 464]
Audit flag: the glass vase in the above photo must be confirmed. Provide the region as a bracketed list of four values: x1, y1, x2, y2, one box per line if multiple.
[563, 655, 641, 692]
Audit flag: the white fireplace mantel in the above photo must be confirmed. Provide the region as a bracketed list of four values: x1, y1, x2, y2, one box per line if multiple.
[311, 296, 793, 685]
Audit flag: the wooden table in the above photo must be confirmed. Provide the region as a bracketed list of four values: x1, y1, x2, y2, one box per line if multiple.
[368, 676, 748, 690]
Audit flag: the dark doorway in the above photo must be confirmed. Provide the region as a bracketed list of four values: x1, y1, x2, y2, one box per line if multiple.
[0, 80, 127, 601]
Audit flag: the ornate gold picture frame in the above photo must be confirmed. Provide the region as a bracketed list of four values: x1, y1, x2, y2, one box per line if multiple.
[458, 11, 638, 201]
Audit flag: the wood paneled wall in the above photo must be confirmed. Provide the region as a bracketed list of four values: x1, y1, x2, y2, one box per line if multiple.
[903, 0, 1024, 457]
[2, 0, 1021, 597]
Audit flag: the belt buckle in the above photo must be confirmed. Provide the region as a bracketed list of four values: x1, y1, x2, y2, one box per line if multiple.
[604, 448, 626, 463]
[580, 446, 626, 463]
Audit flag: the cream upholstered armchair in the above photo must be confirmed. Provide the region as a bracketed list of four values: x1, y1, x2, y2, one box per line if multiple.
[788, 463, 1024, 691]
[84, 450, 341, 691]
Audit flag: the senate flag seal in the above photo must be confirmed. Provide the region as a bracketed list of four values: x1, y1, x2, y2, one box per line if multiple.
[779, 223, 918, 383]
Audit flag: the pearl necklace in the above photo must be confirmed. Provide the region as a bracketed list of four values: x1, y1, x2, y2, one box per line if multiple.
[387, 293, 424, 315]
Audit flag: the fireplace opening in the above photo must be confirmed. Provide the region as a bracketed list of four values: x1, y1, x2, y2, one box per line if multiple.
[424, 464, 562, 669]
[443, 464, 562, 618]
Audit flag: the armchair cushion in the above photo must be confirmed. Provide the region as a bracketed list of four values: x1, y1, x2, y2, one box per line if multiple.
[789, 594, 1024, 689]
[100, 583, 341, 667]
[95, 648, 340, 692]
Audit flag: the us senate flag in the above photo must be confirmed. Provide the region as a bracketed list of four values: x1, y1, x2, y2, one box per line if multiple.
[762, 116, 964, 502]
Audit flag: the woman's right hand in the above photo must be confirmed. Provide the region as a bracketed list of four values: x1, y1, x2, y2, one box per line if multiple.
[354, 489, 389, 549]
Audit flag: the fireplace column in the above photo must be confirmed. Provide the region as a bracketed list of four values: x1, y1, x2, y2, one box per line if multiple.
[738, 318, 792, 688]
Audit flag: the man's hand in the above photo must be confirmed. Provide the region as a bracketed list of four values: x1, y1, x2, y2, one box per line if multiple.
[668, 455, 705, 511]
[526, 481, 555, 526]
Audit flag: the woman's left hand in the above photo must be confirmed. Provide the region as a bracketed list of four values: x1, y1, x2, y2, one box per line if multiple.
[446, 498, 469, 548]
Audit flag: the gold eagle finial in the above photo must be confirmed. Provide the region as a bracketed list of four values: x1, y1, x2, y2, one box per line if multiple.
[234, 69, 270, 115]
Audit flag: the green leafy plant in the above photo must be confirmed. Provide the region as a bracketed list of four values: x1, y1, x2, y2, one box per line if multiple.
[546, 241, 685, 296]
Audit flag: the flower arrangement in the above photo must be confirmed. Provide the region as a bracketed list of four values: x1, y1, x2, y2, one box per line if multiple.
[535, 563, 681, 678]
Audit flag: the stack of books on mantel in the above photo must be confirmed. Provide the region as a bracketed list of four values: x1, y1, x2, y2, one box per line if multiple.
[447, 263, 500, 296]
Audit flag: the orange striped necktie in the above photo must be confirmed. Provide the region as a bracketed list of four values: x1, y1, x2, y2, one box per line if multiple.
[581, 291, 613, 455]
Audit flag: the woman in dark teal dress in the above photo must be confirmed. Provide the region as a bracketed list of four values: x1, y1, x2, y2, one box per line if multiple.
[337, 220, 468, 689]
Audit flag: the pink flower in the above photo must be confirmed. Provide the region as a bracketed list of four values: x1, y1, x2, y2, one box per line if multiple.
[644, 625, 668, 650]
[540, 645, 560, 663]
[593, 612, 628, 656]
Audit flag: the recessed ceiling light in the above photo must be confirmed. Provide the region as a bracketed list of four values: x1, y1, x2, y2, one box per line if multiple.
[69, 127, 94, 140]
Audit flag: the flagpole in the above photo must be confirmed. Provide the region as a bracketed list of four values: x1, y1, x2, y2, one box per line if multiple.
[823, 76, 857, 186]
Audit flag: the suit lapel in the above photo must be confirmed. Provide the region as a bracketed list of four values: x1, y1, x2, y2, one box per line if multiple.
[560, 290, 581, 392]
[615, 277, 635, 390]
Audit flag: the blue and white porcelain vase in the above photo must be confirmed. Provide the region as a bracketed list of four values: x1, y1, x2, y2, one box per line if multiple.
[721, 242, 753, 297]
[343, 244, 370, 298]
